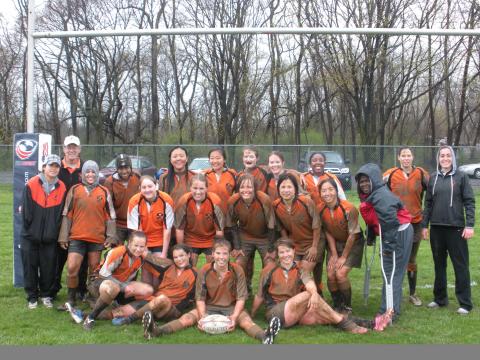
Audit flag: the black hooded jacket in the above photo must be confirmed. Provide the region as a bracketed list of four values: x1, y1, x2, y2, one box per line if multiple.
[422, 146, 475, 229]
[356, 163, 407, 253]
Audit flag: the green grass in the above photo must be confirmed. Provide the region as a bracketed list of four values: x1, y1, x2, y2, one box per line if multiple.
[0, 184, 479, 344]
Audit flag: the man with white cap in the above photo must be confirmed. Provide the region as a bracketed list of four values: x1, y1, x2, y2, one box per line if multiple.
[21, 154, 67, 309]
[53, 135, 88, 305]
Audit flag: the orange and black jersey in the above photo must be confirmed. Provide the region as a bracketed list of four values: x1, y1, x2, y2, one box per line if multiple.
[98, 245, 144, 284]
[204, 168, 237, 213]
[302, 171, 346, 207]
[318, 200, 361, 242]
[237, 166, 269, 193]
[104, 173, 140, 229]
[63, 183, 116, 244]
[256, 262, 312, 309]
[158, 170, 196, 204]
[383, 166, 428, 223]
[127, 191, 174, 248]
[273, 194, 321, 255]
[196, 262, 248, 308]
[175, 192, 225, 249]
[59, 158, 83, 192]
[266, 170, 303, 202]
[22, 175, 67, 244]
[154, 264, 197, 309]
[226, 191, 275, 243]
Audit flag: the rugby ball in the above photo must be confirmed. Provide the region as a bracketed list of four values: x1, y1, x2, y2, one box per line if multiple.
[199, 314, 232, 334]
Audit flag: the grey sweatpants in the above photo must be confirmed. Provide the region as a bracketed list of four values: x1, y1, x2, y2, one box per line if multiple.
[379, 224, 413, 317]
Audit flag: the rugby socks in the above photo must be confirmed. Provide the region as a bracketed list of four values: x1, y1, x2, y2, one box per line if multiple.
[328, 280, 342, 310]
[155, 319, 184, 335]
[245, 323, 265, 341]
[337, 279, 352, 309]
[67, 287, 77, 305]
[407, 263, 417, 295]
[89, 300, 109, 320]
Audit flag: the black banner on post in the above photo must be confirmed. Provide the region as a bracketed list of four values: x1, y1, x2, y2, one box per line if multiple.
[12, 133, 52, 287]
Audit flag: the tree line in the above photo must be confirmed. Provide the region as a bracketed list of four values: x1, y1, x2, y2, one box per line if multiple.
[0, 0, 479, 150]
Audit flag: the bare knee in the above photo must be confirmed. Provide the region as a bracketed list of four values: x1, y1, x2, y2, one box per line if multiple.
[179, 311, 198, 327]
[100, 280, 120, 298]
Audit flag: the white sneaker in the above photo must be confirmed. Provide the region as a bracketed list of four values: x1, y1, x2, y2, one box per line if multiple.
[41, 297, 53, 308]
[409, 295, 422, 306]
[28, 300, 38, 309]
[427, 301, 440, 308]
[457, 308, 469, 315]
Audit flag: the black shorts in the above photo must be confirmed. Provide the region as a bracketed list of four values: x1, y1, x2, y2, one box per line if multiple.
[190, 247, 212, 256]
[68, 240, 104, 256]
[265, 302, 287, 327]
[148, 246, 163, 254]
[88, 278, 134, 305]
[326, 237, 364, 269]
[239, 241, 270, 260]
[205, 305, 235, 316]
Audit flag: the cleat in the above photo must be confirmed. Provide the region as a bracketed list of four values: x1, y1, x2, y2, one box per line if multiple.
[65, 302, 84, 324]
[112, 316, 132, 326]
[409, 295, 422, 307]
[28, 300, 38, 309]
[41, 297, 53, 308]
[83, 317, 95, 331]
[142, 311, 154, 340]
[263, 316, 281, 344]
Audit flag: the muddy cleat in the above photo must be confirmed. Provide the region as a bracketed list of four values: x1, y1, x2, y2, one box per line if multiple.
[83, 316, 95, 331]
[142, 311, 154, 340]
[65, 302, 84, 324]
[263, 316, 281, 344]
[409, 294, 422, 307]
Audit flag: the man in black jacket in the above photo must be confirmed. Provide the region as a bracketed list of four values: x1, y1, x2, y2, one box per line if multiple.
[422, 145, 475, 315]
[22, 154, 66, 309]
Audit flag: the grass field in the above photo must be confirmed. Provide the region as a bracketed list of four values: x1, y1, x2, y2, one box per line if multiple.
[0, 183, 479, 345]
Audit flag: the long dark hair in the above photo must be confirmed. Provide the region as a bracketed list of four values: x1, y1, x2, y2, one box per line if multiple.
[277, 173, 299, 199]
[166, 146, 189, 194]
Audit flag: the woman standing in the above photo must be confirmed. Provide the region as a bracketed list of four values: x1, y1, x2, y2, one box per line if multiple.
[383, 147, 429, 306]
[204, 148, 237, 212]
[128, 175, 174, 286]
[319, 179, 364, 313]
[422, 145, 475, 315]
[266, 151, 302, 202]
[175, 174, 225, 266]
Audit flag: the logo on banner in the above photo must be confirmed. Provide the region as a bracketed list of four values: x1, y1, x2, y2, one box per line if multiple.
[41, 142, 49, 165]
[15, 140, 38, 160]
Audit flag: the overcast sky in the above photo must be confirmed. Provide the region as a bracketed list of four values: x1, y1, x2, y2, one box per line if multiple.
[0, 0, 46, 28]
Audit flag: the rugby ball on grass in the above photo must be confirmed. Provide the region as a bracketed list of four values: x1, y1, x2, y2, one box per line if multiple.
[199, 314, 232, 334]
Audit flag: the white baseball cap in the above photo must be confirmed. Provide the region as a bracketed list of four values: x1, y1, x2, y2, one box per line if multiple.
[64, 135, 80, 146]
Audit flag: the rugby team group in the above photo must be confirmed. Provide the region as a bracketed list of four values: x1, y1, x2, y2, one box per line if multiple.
[20, 135, 475, 344]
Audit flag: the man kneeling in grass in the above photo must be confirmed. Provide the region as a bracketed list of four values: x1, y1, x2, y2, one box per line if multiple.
[250, 239, 393, 333]
[66, 231, 153, 330]
[111, 244, 197, 326]
[142, 239, 281, 344]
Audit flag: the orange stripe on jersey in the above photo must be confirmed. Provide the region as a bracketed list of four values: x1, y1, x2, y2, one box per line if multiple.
[383, 167, 428, 223]
[273, 195, 320, 255]
[154, 265, 197, 306]
[104, 174, 140, 228]
[257, 262, 311, 308]
[318, 200, 361, 242]
[127, 191, 174, 248]
[98, 245, 143, 283]
[227, 191, 274, 243]
[196, 262, 248, 307]
[66, 184, 114, 244]
[204, 168, 237, 213]
[175, 192, 225, 249]
[237, 166, 268, 193]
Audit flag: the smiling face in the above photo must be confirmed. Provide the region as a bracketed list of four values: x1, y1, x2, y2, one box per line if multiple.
[268, 154, 284, 176]
[243, 150, 258, 170]
[320, 181, 338, 207]
[279, 178, 296, 202]
[310, 153, 326, 176]
[209, 150, 225, 172]
[358, 175, 371, 195]
[170, 148, 188, 172]
[117, 165, 132, 181]
[239, 178, 255, 202]
[277, 245, 295, 268]
[398, 148, 413, 170]
[127, 235, 147, 258]
[438, 147, 453, 172]
[213, 245, 230, 270]
[63, 144, 81, 163]
[84, 169, 97, 185]
[43, 163, 60, 180]
[173, 248, 191, 269]
[190, 179, 207, 202]
[140, 178, 157, 201]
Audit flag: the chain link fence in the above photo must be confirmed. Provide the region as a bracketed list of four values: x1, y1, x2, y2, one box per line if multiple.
[1, 143, 480, 185]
